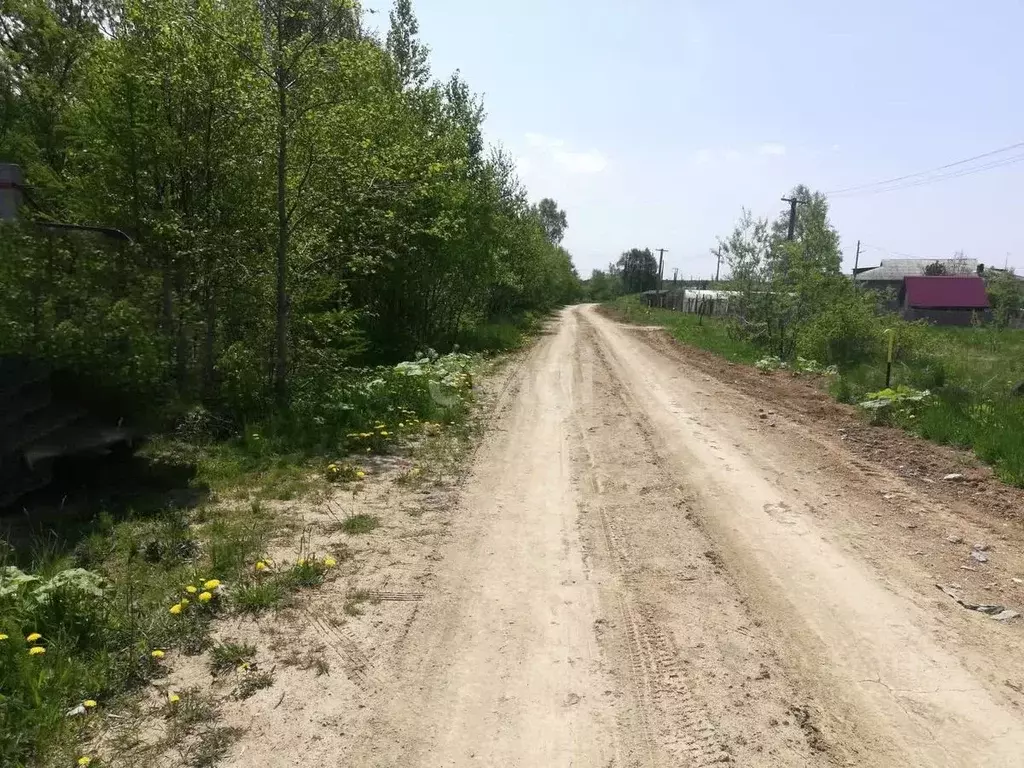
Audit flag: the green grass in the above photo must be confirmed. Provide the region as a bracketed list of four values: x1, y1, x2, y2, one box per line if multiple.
[834, 325, 1024, 485]
[229, 554, 337, 616]
[208, 641, 256, 675]
[232, 669, 274, 700]
[338, 514, 380, 535]
[607, 295, 1024, 487]
[0, 496, 276, 765]
[603, 295, 761, 364]
[232, 580, 287, 615]
[455, 310, 549, 353]
[0, 348, 487, 765]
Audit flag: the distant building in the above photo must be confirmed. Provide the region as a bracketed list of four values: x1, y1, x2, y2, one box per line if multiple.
[899, 276, 990, 326]
[855, 257, 979, 287]
[854, 258, 980, 311]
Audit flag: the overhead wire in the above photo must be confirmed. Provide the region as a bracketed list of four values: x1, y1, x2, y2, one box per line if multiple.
[859, 243, 918, 259]
[830, 153, 1024, 198]
[825, 139, 1024, 196]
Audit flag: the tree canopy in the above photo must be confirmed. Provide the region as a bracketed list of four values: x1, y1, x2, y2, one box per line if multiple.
[533, 197, 567, 245]
[617, 248, 659, 293]
[0, 0, 582, 425]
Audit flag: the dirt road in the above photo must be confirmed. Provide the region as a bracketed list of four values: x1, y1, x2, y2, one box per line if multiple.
[347, 305, 1024, 767]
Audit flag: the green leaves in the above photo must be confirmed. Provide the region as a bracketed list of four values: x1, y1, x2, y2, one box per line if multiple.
[2, 0, 581, 428]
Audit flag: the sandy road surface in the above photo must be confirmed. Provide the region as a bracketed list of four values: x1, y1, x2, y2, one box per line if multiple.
[348, 305, 1024, 767]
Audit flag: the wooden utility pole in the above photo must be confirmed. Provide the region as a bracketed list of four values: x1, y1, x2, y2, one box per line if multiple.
[713, 248, 723, 282]
[655, 248, 668, 291]
[672, 267, 679, 286]
[853, 240, 861, 273]
[781, 197, 806, 241]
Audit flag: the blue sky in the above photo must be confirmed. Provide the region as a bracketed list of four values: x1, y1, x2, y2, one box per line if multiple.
[369, 1, 1024, 278]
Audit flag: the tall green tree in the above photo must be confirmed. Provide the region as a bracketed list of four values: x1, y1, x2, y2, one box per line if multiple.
[617, 247, 658, 293]
[988, 268, 1022, 329]
[725, 187, 859, 360]
[0, 0, 582, 430]
[385, 0, 429, 89]
[533, 197, 567, 245]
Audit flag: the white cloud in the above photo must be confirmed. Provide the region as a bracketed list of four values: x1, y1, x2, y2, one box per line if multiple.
[522, 132, 608, 174]
[758, 142, 787, 156]
[525, 132, 566, 150]
[551, 148, 608, 174]
[723, 149, 742, 162]
[692, 148, 715, 165]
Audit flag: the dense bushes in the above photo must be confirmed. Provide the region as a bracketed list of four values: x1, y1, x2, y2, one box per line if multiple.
[0, 0, 580, 433]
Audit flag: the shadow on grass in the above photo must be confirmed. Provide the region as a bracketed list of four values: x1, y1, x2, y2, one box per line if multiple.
[0, 448, 209, 566]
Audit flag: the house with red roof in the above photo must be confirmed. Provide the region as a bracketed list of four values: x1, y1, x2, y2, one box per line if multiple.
[899, 276, 991, 325]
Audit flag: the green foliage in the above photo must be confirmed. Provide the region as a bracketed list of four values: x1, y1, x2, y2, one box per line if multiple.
[0, 0, 581, 436]
[617, 248, 659, 294]
[0, 497, 280, 764]
[987, 268, 1022, 328]
[604, 296, 760, 364]
[533, 198, 568, 245]
[583, 269, 624, 302]
[794, 293, 882, 365]
[339, 514, 380, 535]
[208, 641, 256, 675]
[613, 188, 1024, 488]
[232, 580, 287, 615]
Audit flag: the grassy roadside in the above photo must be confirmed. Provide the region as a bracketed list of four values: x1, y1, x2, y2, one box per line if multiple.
[601, 295, 760, 364]
[605, 295, 1024, 487]
[0, 348, 497, 767]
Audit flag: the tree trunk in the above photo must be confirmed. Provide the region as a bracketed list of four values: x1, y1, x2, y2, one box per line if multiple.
[202, 264, 217, 399]
[273, 72, 289, 403]
[174, 265, 188, 396]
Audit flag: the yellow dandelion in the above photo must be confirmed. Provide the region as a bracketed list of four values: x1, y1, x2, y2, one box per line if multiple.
[355, 470, 365, 479]
[25, 632, 42, 643]
[180, 597, 190, 607]
[78, 757, 92, 767]
[198, 591, 213, 603]
[255, 561, 267, 571]
[324, 557, 337, 568]
[169, 603, 183, 615]
[185, 585, 198, 594]
[151, 649, 166, 659]
[168, 692, 180, 704]
[203, 579, 221, 590]
[366, 447, 371, 452]
[28, 646, 46, 655]
[380, 430, 389, 436]
[398, 422, 405, 428]
[297, 558, 308, 566]
[0, 633, 8, 641]
[83, 699, 97, 708]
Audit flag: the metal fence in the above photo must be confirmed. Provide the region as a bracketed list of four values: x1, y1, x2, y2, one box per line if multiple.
[640, 289, 738, 316]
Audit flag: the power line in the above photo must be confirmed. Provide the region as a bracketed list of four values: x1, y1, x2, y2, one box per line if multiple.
[859, 242, 919, 259]
[825, 139, 1024, 196]
[829, 152, 1024, 198]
